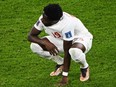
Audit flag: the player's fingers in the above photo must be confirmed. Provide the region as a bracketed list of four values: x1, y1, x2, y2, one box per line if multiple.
[53, 48, 59, 56]
[49, 50, 57, 56]
[52, 50, 57, 56]
[55, 47, 59, 53]
[49, 51, 52, 55]
[53, 49, 59, 56]
[49, 50, 53, 55]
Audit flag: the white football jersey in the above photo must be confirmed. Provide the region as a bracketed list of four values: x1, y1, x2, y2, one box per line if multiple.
[34, 12, 93, 41]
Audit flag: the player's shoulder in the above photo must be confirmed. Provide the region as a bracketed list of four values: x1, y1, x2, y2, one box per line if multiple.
[59, 12, 73, 23]
[63, 12, 77, 18]
[63, 12, 78, 22]
[63, 12, 71, 17]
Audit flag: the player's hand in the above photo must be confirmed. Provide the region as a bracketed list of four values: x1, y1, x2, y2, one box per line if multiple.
[58, 76, 68, 86]
[42, 38, 59, 56]
[45, 42, 59, 56]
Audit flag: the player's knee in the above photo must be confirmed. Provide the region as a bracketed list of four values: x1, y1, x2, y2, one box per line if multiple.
[30, 43, 51, 58]
[30, 43, 37, 53]
[30, 43, 42, 53]
[69, 48, 83, 62]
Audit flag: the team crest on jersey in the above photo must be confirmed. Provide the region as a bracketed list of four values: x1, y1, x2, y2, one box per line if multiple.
[65, 31, 72, 38]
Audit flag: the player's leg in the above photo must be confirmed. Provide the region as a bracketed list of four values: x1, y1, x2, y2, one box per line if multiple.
[30, 42, 50, 57]
[30, 42, 63, 64]
[45, 36, 64, 76]
[69, 43, 88, 68]
[69, 37, 92, 81]
[30, 36, 64, 76]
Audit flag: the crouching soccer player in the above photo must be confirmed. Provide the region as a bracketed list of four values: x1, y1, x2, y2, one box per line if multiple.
[28, 4, 93, 85]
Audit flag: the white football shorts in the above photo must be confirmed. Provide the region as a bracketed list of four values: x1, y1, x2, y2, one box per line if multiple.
[45, 36, 93, 54]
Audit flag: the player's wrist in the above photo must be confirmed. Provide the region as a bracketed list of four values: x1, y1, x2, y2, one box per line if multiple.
[62, 71, 68, 76]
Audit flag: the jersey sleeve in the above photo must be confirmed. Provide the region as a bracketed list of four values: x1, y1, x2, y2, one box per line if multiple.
[62, 24, 74, 41]
[34, 15, 43, 31]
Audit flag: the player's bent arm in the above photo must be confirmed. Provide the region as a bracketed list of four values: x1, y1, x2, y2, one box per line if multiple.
[60, 40, 72, 84]
[28, 27, 59, 55]
[63, 40, 72, 74]
[28, 27, 44, 45]
[62, 41, 72, 76]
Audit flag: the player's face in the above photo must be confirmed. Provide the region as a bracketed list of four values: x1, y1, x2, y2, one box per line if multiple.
[41, 13, 58, 26]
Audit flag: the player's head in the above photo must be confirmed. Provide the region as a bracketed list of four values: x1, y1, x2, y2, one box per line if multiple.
[43, 4, 63, 21]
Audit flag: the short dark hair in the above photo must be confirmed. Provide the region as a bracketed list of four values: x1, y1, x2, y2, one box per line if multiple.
[43, 4, 63, 21]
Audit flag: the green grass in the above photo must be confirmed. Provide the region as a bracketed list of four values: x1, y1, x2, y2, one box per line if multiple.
[0, 0, 116, 87]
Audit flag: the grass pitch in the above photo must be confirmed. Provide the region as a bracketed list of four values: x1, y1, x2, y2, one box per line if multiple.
[0, 0, 116, 87]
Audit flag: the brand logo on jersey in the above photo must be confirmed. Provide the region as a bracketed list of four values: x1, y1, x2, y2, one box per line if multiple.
[65, 31, 72, 38]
